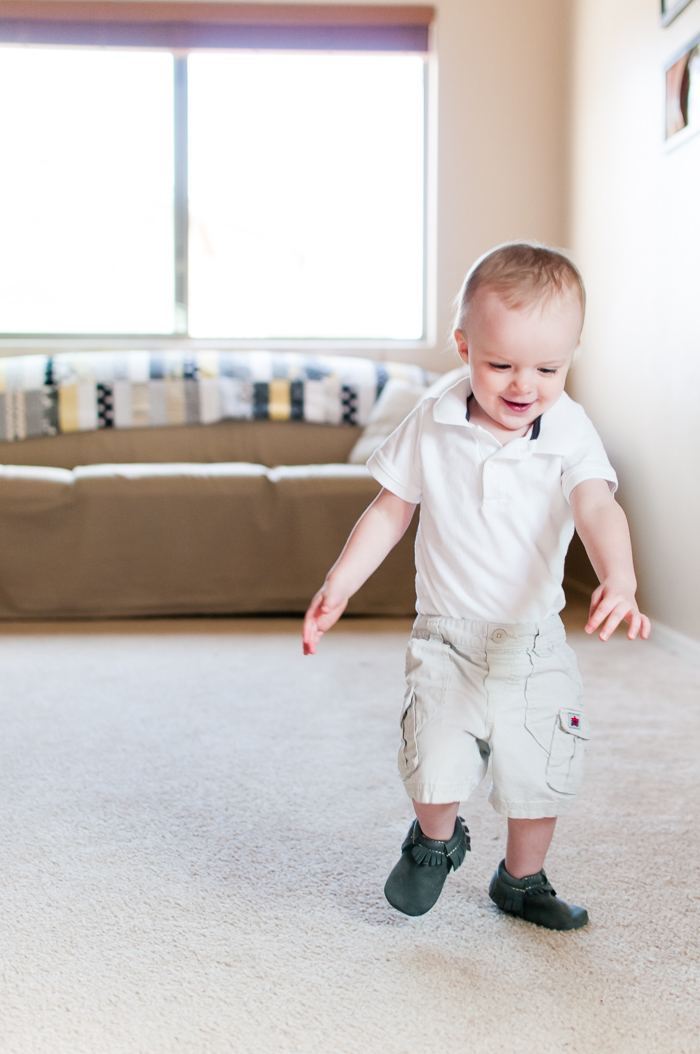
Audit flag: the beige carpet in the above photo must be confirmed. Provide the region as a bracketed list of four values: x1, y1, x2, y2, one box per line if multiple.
[0, 600, 698, 1054]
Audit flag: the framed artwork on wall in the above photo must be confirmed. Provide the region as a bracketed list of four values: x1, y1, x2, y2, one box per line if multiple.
[662, 0, 695, 27]
[665, 31, 700, 143]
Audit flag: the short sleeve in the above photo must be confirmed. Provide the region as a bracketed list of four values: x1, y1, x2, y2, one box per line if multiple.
[560, 413, 618, 503]
[366, 399, 425, 504]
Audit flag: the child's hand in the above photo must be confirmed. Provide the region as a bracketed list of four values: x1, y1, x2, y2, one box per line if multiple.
[302, 582, 349, 655]
[585, 580, 651, 642]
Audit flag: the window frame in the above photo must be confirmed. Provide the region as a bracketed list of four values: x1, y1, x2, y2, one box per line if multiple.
[0, 1, 435, 353]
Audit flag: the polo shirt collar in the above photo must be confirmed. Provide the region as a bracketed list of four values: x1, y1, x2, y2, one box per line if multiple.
[432, 376, 475, 427]
[432, 375, 570, 454]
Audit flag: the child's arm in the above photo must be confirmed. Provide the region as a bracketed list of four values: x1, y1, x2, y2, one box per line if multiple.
[302, 488, 417, 655]
[570, 478, 651, 642]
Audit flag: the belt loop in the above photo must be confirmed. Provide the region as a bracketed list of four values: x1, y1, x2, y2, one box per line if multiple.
[430, 616, 443, 643]
[532, 625, 549, 657]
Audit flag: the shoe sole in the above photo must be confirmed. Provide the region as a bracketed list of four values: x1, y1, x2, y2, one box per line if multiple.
[489, 891, 589, 931]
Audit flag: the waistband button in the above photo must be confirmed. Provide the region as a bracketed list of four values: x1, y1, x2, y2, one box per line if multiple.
[491, 629, 506, 642]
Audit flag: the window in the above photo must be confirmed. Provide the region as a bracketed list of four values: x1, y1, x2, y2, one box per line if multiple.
[0, 47, 175, 334]
[0, 3, 433, 343]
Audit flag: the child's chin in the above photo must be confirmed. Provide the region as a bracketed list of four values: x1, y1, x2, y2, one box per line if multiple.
[504, 412, 532, 421]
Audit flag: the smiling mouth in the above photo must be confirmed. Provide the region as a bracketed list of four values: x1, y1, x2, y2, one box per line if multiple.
[502, 399, 534, 413]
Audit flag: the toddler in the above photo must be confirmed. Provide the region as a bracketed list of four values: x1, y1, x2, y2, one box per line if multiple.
[303, 243, 650, 930]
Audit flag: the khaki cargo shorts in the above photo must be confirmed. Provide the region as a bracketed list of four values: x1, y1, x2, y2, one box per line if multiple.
[399, 614, 589, 819]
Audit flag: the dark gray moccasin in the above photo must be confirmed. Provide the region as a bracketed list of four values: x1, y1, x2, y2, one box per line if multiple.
[384, 817, 471, 916]
[488, 858, 589, 930]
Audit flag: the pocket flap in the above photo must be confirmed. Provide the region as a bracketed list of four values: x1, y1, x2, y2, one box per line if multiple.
[558, 709, 589, 740]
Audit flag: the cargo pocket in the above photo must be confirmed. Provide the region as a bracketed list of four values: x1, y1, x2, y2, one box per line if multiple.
[546, 709, 590, 794]
[398, 690, 419, 779]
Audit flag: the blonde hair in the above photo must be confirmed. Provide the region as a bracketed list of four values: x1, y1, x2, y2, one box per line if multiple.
[453, 242, 586, 333]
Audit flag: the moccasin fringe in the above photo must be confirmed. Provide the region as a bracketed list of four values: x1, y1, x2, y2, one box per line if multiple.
[403, 816, 471, 871]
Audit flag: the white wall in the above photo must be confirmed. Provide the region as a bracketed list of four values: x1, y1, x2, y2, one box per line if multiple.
[569, 0, 700, 642]
[428, 0, 572, 370]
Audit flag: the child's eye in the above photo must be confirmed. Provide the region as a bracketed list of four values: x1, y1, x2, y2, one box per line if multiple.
[538, 368, 558, 375]
[489, 363, 510, 371]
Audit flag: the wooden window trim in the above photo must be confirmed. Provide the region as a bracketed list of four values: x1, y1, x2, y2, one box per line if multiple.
[0, 2, 435, 51]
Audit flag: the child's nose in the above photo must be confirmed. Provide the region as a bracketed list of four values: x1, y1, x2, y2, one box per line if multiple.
[510, 373, 533, 393]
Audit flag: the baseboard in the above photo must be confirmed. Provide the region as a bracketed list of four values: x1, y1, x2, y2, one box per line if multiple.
[646, 621, 700, 667]
[565, 576, 700, 667]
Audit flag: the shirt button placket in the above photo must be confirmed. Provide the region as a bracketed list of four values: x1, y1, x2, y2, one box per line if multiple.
[482, 460, 495, 504]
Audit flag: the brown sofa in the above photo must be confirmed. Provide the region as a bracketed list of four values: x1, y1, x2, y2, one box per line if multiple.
[0, 417, 418, 620]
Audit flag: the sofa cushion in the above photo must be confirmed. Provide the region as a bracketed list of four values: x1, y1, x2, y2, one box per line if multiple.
[0, 461, 417, 618]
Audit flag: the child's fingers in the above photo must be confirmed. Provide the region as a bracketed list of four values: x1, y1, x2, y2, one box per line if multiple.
[585, 594, 614, 634]
[598, 608, 625, 641]
[302, 592, 326, 654]
[302, 588, 348, 654]
[303, 612, 332, 654]
[625, 610, 643, 640]
[598, 602, 643, 641]
[602, 596, 642, 639]
[628, 612, 652, 641]
[588, 584, 604, 621]
[586, 587, 650, 643]
[302, 618, 319, 655]
[587, 595, 627, 640]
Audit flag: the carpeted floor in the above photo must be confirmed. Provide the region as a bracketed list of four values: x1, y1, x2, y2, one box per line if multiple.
[0, 600, 698, 1054]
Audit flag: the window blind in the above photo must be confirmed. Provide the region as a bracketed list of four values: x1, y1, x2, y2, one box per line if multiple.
[0, 2, 434, 51]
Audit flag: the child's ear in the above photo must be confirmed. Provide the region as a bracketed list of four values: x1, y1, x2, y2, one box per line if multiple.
[454, 329, 469, 366]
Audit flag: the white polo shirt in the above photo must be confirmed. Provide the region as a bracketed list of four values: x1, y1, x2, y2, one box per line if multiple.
[367, 378, 617, 623]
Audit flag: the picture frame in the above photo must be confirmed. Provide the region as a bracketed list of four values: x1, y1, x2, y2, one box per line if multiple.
[665, 30, 700, 144]
[662, 0, 695, 27]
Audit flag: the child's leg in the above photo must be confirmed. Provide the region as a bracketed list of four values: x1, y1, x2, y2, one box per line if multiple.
[384, 800, 470, 916]
[414, 812, 556, 876]
[505, 816, 556, 878]
[489, 815, 588, 930]
[384, 616, 491, 917]
[412, 800, 460, 840]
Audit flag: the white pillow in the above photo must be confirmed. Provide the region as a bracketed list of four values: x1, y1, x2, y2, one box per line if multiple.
[421, 363, 469, 401]
[347, 378, 426, 464]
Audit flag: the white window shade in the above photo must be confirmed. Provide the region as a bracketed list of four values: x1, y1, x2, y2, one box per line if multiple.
[187, 52, 425, 339]
[0, 48, 174, 334]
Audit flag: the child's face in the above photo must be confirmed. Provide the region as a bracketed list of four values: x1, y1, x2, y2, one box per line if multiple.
[454, 288, 582, 440]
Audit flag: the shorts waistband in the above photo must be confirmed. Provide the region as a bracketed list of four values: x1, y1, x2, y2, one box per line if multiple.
[411, 613, 566, 653]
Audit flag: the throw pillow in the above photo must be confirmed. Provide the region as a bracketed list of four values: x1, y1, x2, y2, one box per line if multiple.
[347, 379, 426, 464]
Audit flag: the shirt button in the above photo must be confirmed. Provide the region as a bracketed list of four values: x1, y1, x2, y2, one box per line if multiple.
[492, 629, 506, 642]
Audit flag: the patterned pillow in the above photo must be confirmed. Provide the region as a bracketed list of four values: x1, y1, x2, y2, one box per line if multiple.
[0, 351, 433, 442]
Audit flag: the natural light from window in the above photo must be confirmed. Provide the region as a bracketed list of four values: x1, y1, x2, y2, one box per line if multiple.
[0, 47, 425, 340]
[188, 53, 425, 339]
[0, 48, 175, 334]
